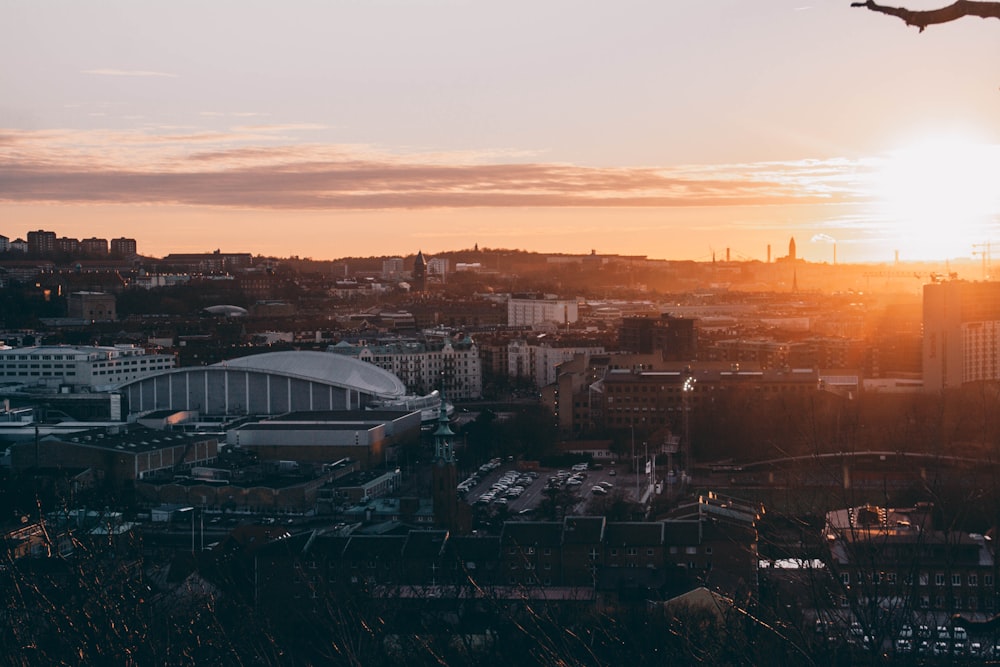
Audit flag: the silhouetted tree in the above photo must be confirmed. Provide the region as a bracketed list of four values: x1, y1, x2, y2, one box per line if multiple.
[852, 0, 1000, 31]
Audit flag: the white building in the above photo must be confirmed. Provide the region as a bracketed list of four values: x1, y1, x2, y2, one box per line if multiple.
[507, 339, 605, 388]
[508, 295, 579, 328]
[427, 257, 449, 281]
[331, 335, 482, 400]
[0, 345, 176, 392]
[923, 280, 1000, 392]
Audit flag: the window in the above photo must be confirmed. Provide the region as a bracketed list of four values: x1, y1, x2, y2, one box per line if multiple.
[841, 573, 850, 585]
[646, 548, 654, 556]
[626, 547, 637, 556]
[886, 573, 897, 584]
[920, 572, 929, 586]
[952, 574, 961, 586]
[935, 573, 945, 586]
[969, 574, 978, 587]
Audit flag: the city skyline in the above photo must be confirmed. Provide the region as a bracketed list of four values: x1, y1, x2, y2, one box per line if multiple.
[2, 1, 999, 264]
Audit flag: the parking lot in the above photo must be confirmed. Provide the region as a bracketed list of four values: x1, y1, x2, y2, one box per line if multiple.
[460, 460, 637, 516]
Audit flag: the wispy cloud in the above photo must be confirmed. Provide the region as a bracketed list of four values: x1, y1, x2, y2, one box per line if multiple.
[82, 69, 178, 78]
[0, 127, 874, 212]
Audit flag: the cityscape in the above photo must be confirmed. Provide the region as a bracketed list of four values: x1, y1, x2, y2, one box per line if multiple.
[4, 1, 1000, 666]
[3, 228, 1000, 663]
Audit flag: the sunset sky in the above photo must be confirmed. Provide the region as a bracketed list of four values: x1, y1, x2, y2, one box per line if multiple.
[2, 1, 999, 263]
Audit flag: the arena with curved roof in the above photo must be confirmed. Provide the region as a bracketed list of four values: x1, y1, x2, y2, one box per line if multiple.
[118, 350, 407, 418]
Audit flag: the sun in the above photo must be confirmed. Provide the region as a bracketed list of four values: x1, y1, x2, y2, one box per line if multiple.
[871, 134, 1000, 261]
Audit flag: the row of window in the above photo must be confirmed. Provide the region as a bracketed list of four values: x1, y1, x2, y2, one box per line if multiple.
[841, 572, 994, 587]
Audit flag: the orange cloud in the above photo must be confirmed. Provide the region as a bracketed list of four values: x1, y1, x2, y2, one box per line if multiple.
[0, 128, 869, 211]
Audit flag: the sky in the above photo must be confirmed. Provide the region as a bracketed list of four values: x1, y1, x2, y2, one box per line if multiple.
[2, 0, 999, 264]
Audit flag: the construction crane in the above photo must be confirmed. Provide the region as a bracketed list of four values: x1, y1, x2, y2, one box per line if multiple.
[972, 242, 993, 281]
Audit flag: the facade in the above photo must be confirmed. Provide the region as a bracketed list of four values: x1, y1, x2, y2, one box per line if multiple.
[0, 344, 174, 392]
[923, 280, 1000, 392]
[67, 291, 117, 322]
[382, 257, 405, 280]
[160, 251, 254, 271]
[80, 237, 109, 255]
[824, 504, 998, 615]
[508, 295, 579, 328]
[578, 362, 821, 435]
[110, 237, 138, 257]
[427, 257, 449, 280]
[333, 336, 483, 400]
[224, 410, 421, 469]
[57, 237, 81, 254]
[619, 314, 698, 360]
[26, 229, 57, 255]
[507, 338, 605, 389]
[9, 427, 218, 483]
[120, 350, 407, 418]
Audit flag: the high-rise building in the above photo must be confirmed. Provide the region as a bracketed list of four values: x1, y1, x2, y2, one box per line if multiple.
[382, 257, 405, 280]
[110, 237, 138, 257]
[57, 237, 81, 254]
[923, 280, 1000, 392]
[26, 230, 57, 255]
[81, 237, 109, 256]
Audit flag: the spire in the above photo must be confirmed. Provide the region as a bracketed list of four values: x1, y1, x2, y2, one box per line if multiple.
[433, 396, 455, 464]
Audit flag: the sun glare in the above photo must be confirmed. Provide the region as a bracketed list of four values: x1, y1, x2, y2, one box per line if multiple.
[872, 135, 1000, 260]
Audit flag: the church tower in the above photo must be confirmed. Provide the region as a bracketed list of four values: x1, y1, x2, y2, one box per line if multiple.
[431, 399, 461, 531]
[413, 250, 427, 293]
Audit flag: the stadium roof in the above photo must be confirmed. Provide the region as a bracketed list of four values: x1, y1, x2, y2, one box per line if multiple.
[219, 350, 406, 399]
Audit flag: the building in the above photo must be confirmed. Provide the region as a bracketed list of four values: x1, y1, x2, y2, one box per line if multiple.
[507, 338, 605, 389]
[26, 229, 57, 255]
[619, 314, 697, 360]
[57, 237, 81, 254]
[67, 291, 117, 322]
[80, 237, 109, 256]
[427, 257, 449, 281]
[332, 335, 483, 400]
[224, 410, 421, 469]
[382, 257, 405, 280]
[9, 426, 218, 483]
[576, 362, 823, 438]
[824, 504, 997, 615]
[110, 237, 138, 257]
[120, 350, 407, 418]
[0, 344, 175, 392]
[412, 251, 427, 292]
[508, 295, 579, 328]
[160, 251, 254, 272]
[923, 280, 1000, 392]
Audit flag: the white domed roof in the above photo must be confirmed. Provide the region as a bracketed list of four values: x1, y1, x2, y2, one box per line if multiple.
[219, 350, 406, 398]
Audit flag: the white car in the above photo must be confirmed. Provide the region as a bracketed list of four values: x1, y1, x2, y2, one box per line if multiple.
[591, 485, 608, 495]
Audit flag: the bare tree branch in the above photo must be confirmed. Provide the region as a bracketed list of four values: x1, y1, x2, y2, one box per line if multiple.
[850, 0, 1000, 31]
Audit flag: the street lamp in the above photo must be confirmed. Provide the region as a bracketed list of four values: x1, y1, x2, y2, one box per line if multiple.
[178, 506, 195, 553]
[682, 376, 696, 481]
